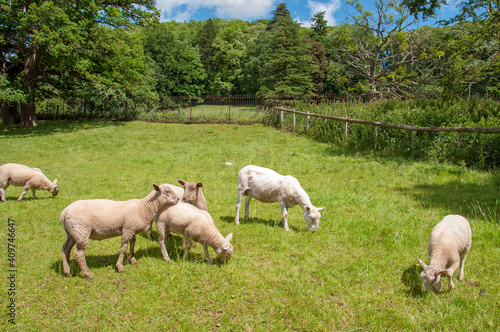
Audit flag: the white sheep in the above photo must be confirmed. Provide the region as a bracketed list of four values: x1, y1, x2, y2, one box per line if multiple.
[417, 214, 472, 292]
[235, 165, 324, 232]
[146, 180, 207, 239]
[0, 163, 59, 202]
[60, 183, 179, 278]
[155, 201, 233, 264]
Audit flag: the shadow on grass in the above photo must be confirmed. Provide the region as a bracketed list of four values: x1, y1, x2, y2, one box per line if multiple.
[50, 235, 215, 278]
[1, 194, 57, 202]
[1, 119, 125, 138]
[401, 264, 424, 298]
[396, 181, 500, 224]
[219, 215, 300, 232]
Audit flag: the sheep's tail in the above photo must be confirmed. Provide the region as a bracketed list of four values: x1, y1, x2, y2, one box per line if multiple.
[60, 209, 69, 232]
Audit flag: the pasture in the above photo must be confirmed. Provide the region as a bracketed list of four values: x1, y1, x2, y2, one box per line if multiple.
[1, 120, 499, 330]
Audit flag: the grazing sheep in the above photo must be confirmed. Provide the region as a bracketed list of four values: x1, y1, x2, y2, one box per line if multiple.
[60, 184, 179, 278]
[146, 180, 207, 239]
[417, 214, 472, 292]
[155, 201, 233, 264]
[0, 163, 59, 202]
[235, 165, 324, 232]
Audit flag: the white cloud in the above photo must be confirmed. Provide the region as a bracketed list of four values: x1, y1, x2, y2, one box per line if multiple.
[294, 0, 341, 27]
[156, 0, 277, 21]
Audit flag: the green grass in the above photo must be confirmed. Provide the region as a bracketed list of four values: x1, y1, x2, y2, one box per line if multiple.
[1, 120, 499, 331]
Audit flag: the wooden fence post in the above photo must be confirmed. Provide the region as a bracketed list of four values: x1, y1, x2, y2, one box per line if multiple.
[280, 107, 284, 125]
[457, 125, 462, 148]
[344, 116, 348, 137]
[293, 110, 296, 130]
[374, 126, 378, 149]
[306, 111, 310, 134]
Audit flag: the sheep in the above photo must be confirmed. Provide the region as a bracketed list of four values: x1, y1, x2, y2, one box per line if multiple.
[60, 183, 179, 278]
[0, 163, 59, 202]
[235, 165, 324, 232]
[155, 201, 233, 264]
[417, 214, 472, 292]
[146, 180, 207, 239]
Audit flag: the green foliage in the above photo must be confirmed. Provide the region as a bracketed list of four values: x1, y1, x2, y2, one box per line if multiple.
[273, 97, 500, 169]
[142, 24, 206, 97]
[0, 121, 499, 330]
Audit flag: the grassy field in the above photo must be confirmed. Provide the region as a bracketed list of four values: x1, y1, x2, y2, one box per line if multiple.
[1, 120, 499, 331]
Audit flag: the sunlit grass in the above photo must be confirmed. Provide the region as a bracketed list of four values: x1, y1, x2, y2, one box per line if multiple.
[1, 120, 499, 330]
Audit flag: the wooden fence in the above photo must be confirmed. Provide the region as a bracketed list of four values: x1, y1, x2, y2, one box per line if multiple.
[275, 106, 500, 148]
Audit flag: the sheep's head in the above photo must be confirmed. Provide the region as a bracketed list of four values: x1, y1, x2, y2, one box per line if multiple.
[51, 179, 59, 196]
[417, 257, 446, 292]
[304, 206, 325, 232]
[154, 184, 180, 205]
[215, 233, 233, 263]
[178, 180, 202, 203]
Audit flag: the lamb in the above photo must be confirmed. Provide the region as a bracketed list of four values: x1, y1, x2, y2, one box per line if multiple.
[235, 165, 324, 232]
[155, 201, 233, 264]
[417, 214, 472, 292]
[60, 183, 179, 278]
[146, 180, 207, 239]
[0, 163, 59, 202]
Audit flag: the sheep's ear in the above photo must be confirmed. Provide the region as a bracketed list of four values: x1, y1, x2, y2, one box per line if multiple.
[153, 184, 160, 192]
[226, 233, 233, 242]
[53, 179, 58, 185]
[437, 270, 447, 275]
[178, 180, 186, 186]
[197, 182, 203, 188]
[318, 207, 325, 211]
[417, 257, 428, 269]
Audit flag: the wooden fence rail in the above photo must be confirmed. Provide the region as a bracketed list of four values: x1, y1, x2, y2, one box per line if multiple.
[275, 106, 500, 134]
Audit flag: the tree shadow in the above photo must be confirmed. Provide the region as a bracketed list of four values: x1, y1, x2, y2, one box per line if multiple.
[1, 119, 125, 138]
[401, 263, 425, 298]
[396, 180, 500, 224]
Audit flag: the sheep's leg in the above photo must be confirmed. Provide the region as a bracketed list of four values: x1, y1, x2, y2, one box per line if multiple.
[235, 190, 243, 225]
[146, 222, 153, 240]
[61, 234, 76, 276]
[279, 202, 290, 231]
[446, 261, 460, 290]
[156, 221, 171, 262]
[182, 235, 193, 260]
[74, 241, 93, 279]
[31, 188, 37, 200]
[458, 250, 469, 281]
[435, 275, 442, 292]
[203, 244, 214, 265]
[116, 235, 132, 273]
[127, 235, 137, 265]
[244, 196, 252, 221]
[0, 182, 8, 201]
[17, 185, 31, 202]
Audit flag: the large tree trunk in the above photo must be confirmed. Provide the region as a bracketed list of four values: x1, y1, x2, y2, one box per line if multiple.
[1, 101, 21, 126]
[20, 101, 37, 128]
[20, 46, 41, 128]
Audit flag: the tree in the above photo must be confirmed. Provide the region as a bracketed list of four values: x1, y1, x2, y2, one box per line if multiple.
[403, 0, 500, 96]
[0, 0, 158, 127]
[329, 0, 443, 96]
[310, 11, 328, 41]
[209, 20, 248, 94]
[143, 24, 206, 98]
[258, 3, 317, 96]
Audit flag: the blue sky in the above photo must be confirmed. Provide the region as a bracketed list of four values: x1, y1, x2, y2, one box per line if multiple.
[154, 0, 462, 27]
